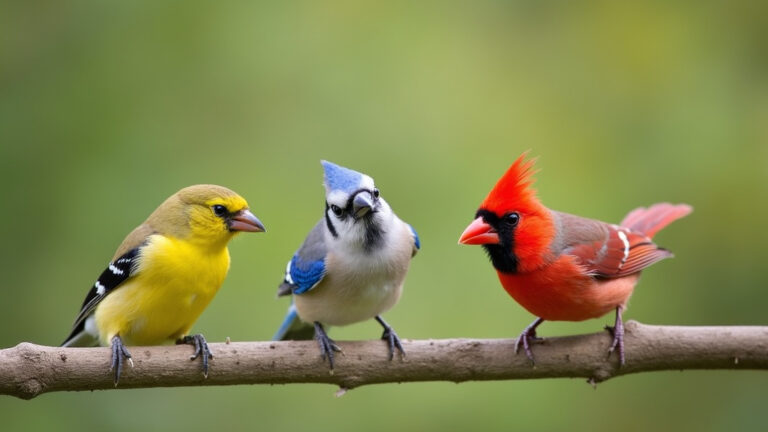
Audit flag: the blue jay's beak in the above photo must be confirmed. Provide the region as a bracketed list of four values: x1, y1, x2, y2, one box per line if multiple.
[229, 209, 266, 232]
[353, 192, 374, 218]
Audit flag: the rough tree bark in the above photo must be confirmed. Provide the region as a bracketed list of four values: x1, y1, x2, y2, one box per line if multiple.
[1, 321, 767, 400]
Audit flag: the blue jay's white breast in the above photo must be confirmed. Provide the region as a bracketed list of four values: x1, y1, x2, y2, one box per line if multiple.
[294, 219, 414, 326]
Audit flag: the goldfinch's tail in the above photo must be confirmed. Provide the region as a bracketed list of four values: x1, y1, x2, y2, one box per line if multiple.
[61, 331, 99, 347]
[61, 315, 100, 347]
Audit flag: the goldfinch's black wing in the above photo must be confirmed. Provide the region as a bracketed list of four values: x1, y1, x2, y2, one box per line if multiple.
[61, 247, 140, 345]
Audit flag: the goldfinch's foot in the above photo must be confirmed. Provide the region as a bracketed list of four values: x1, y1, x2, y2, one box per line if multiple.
[313, 322, 341, 370]
[178, 334, 214, 377]
[375, 315, 405, 360]
[109, 335, 132, 386]
[514, 317, 544, 366]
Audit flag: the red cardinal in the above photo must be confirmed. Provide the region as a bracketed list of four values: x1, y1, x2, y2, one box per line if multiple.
[459, 155, 691, 365]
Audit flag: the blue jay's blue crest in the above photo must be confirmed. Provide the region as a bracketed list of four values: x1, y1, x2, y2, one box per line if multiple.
[322, 160, 364, 194]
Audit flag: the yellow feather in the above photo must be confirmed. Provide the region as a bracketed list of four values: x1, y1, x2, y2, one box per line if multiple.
[71, 184, 260, 347]
[95, 234, 231, 345]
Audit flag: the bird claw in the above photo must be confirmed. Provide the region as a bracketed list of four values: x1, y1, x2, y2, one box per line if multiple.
[178, 334, 214, 377]
[110, 335, 133, 386]
[314, 322, 341, 370]
[514, 317, 544, 365]
[605, 307, 626, 366]
[514, 330, 538, 365]
[376, 315, 405, 360]
[381, 326, 406, 361]
[605, 327, 625, 366]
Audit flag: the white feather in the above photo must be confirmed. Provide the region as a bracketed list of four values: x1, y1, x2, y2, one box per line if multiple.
[295, 207, 414, 326]
[95, 281, 106, 296]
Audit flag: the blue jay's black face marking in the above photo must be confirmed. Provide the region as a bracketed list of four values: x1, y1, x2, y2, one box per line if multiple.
[325, 187, 384, 250]
[361, 215, 384, 251]
[325, 202, 339, 238]
[321, 161, 385, 249]
[327, 188, 380, 221]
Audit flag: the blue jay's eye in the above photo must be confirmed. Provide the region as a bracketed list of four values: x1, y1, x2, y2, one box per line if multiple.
[505, 212, 520, 227]
[212, 205, 228, 217]
[373, 188, 380, 198]
[330, 205, 343, 217]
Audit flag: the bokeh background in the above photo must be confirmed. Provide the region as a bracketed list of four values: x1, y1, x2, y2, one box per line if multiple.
[1, 1, 767, 430]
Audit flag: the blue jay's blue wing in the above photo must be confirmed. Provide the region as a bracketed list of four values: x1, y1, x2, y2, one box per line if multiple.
[277, 221, 328, 297]
[408, 223, 420, 257]
[273, 302, 315, 340]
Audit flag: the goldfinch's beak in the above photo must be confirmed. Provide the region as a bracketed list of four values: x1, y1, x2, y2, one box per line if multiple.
[458, 217, 499, 245]
[229, 210, 266, 232]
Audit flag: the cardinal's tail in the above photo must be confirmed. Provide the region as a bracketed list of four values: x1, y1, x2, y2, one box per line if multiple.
[621, 203, 692, 239]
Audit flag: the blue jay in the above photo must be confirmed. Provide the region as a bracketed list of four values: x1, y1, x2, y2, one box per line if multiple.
[273, 161, 420, 369]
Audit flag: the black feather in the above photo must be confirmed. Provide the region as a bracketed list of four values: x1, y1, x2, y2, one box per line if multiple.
[324, 203, 338, 238]
[476, 209, 519, 274]
[62, 248, 140, 345]
[362, 216, 384, 252]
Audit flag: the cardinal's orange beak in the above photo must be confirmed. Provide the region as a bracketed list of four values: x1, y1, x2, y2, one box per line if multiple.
[458, 217, 499, 245]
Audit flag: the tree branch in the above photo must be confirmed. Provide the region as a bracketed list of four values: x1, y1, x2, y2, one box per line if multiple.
[2, 321, 767, 400]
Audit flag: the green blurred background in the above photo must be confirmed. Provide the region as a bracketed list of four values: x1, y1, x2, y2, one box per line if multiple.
[1, 1, 767, 430]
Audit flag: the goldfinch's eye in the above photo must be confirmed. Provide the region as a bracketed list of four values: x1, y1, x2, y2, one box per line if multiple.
[505, 212, 520, 227]
[330, 205, 343, 217]
[212, 205, 228, 217]
[373, 188, 380, 198]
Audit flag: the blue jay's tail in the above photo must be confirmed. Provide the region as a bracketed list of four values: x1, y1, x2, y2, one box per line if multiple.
[273, 302, 315, 341]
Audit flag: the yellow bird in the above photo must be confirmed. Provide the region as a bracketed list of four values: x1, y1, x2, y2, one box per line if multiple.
[62, 184, 265, 384]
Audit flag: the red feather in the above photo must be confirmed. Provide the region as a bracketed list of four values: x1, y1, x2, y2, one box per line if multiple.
[480, 154, 538, 215]
[563, 223, 674, 279]
[461, 153, 692, 365]
[621, 203, 693, 239]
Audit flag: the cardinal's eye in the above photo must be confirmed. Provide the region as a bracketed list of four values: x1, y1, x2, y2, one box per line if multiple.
[212, 205, 228, 217]
[505, 212, 520, 227]
[330, 205, 343, 216]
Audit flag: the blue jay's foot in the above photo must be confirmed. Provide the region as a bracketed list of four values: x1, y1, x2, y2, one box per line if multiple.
[514, 317, 544, 365]
[375, 315, 405, 360]
[605, 306, 626, 367]
[177, 334, 214, 377]
[313, 322, 342, 370]
[110, 335, 133, 386]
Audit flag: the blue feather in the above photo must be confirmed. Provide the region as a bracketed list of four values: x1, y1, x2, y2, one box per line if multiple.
[289, 253, 326, 295]
[273, 303, 299, 340]
[322, 160, 363, 194]
[408, 224, 421, 250]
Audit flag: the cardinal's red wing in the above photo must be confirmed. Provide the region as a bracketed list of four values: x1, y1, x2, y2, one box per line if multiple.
[562, 221, 673, 279]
